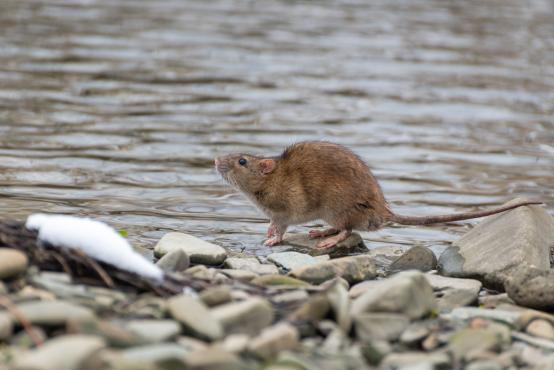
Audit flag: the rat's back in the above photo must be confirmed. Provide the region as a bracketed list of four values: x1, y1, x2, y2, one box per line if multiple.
[277, 141, 390, 228]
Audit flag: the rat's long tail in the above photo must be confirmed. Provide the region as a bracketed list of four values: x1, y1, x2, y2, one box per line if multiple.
[388, 200, 542, 226]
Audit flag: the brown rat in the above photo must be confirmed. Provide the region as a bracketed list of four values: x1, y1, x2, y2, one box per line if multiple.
[215, 141, 542, 248]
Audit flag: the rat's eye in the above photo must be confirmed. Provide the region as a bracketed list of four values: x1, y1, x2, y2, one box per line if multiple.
[238, 158, 247, 166]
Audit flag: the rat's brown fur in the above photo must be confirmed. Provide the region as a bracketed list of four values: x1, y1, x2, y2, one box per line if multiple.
[215, 141, 541, 248]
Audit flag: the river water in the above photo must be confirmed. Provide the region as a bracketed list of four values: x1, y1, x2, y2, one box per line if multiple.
[1, 0, 553, 257]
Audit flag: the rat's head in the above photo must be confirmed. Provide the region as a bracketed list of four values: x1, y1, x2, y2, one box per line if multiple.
[215, 153, 277, 193]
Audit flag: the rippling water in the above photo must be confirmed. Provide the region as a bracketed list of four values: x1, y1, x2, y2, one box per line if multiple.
[1, 0, 553, 256]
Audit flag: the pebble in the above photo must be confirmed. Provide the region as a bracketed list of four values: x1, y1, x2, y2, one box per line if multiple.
[389, 245, 437, 272]
[267, 251, 318, 271]
[354, 313, 410, 341]
[289, 255, 376, 284]
[448, 328, 502, 361]
[154, 232, 227, 265]
[120, 343, 188, 365]
[326, 280, 351, 332]
[0, 312, 13, 340]
[125, 319, 181, 343]
[183, 347, 243, 369]
[155, 248, 190, 272]
[288, 294, 330, 322]
[251, 274, 310, 287]
[212, 297, 274, 336]
[221, 334, 250, 354]
[66, 319, 141, 348]
[381, 351, 451, 369]
[505, 266, 554, 311]
[219, 269, 259, 282]
[443, 307, 521, 327]
[0, 248, 28, 280]
[425, 273, 482, 311]
[167, 294, 223, 341]
[526, 319, 554, 340]
[438, 199, 553, 288]
[224, 257, 279, 275]
[271, 289, 309, 304]
[11, 300, 96, 326]
[176, 336, 208, 352]
[400, 322, 431, 346]
[351, 270, 436, 319]
[199, 285, 232, 307]
[13, 334, 105, 370]
[248, 322, 299, 360]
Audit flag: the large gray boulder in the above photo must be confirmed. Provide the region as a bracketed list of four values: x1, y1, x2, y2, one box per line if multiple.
[438, 199, 554, 288]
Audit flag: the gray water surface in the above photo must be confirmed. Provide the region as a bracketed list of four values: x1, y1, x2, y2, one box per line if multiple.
[1, 0, 553, 256]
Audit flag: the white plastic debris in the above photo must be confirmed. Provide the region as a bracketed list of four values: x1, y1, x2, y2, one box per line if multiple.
[26, 214, 163, 282]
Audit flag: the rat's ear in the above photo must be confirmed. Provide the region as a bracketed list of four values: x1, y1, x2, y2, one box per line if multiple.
[259, 159, 276, 174]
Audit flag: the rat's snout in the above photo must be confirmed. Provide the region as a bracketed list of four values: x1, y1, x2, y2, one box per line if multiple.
[214, 156, 230, 175]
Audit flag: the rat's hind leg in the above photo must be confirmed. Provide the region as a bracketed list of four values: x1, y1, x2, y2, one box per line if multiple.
[264, 223, 288, 246]
[308, 228, 338, 238]
[315, 229, 351, 249]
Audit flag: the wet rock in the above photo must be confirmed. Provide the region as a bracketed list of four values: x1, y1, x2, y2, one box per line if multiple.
[126, 319, 181, 343]
[0, 248, 28, 279]
[400, 322, 431, 346]
[0, 312, 12, 340]
[167, 294, 223, 341]
[13, 334, 105, 370]
[438, 200, 553, 288]
[326, 280, 351, 332]
[283, 232, 367, 257]
[354, 313, 410, 341]
[155, 248, 190, 272]
[251, 274, 310, 287]
[351, 270, 436, 319]
[248, 322, 299, 360]
[267, 251, 319, 271]
[448, 328, 503, 360]
[154, 232, 227, 265]
[199, 285, 232, 307]
[219, 269, 259, 282]
[10, 300, 95, 326]
[120, 343, 188, 366]
[389, 245, 437, 272]
[224, 257, 279, 275]
[289, 255, 376, 284]
[526, 319, 554, 340]
[425, 273, 482, 311]
[183, 347, 243, 369]
[382, 351, 451, 369]
[504, 265, 554, 310]
[212, 297, 274, 336]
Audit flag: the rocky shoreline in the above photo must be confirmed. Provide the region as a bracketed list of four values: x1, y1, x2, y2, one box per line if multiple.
[1, 201, 553, 370]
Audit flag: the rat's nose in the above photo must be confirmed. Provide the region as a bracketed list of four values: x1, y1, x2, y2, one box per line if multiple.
[214, 157, 220, 166]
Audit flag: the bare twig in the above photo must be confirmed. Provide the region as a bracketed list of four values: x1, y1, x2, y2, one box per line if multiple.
[0, 296, 43, 347]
